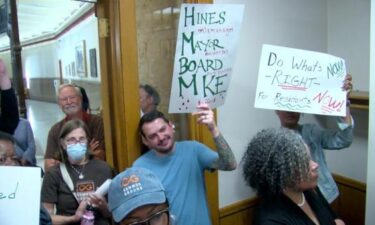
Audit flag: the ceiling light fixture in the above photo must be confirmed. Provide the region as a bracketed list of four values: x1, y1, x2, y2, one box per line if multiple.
[72, 0, 97, 3]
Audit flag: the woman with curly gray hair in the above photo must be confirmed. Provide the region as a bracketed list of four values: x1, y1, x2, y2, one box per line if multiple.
[242, 128, 345, 225]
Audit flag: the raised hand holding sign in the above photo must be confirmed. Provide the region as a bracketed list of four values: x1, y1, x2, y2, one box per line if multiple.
[254, 44, 347, 116]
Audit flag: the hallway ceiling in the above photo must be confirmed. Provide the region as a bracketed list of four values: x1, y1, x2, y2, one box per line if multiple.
[0, 0, 94, 50]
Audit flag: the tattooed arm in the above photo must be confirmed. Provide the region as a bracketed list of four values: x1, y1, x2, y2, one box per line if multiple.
[210, 132, 237, 170]
[192, 103, 237, 171]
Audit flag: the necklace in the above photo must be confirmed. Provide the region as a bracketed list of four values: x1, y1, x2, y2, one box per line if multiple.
[70, 164, 86, 179]
[297, 193, 305, 207]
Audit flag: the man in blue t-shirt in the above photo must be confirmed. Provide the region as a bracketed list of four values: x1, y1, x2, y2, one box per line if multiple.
[133, 103, 237, 225]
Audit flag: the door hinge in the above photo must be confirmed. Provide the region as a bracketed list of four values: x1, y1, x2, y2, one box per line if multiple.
[98, 18, 109, 38]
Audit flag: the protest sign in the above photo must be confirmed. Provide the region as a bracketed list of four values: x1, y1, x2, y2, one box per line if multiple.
[254, 44, 347, 116]
[0, 166, 41, 225]
[168, 4, 244, 113]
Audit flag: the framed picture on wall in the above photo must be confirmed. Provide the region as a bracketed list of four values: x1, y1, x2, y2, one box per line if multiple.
[71, 62, 75, 76]
[89, 48, 98, 78]
[75, 40, 87, 77]
[0, 4, 7, 35]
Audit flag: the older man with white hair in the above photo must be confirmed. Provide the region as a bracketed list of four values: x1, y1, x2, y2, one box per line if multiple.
[44, 84, 105, 171]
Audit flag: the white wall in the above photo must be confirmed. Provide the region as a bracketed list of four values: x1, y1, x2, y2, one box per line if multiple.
[0, 41, 59, 86]
[325, 0, 369, 182]
[58, 14, 100, 82]
[366, 1, 374, 224]
[215, 0, 369, 208]
[327, 0, 370, 92]
[23, 42, 59, 80]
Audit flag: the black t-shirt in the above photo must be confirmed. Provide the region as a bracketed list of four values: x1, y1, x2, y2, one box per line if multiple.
[255, 189, 338, 225]
[41, 159, 112, 225]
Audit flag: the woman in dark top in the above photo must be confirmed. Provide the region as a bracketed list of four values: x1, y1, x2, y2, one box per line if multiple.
[242, 128, 345, 225]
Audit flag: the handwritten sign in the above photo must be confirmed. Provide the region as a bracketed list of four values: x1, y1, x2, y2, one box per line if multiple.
[168, 4, 244, 113]
[254, 44, 347, 116]
[0, 166, 41, 225]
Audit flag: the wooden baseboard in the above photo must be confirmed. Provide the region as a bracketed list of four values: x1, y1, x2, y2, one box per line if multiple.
[219, 197, 259, 225]
[333, 173, 366, 191]
[220, 197, 259, 218]
[219, 174, 366, 225]
[332, 174, 366, 225]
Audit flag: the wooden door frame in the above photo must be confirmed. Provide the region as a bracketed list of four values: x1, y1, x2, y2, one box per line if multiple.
[96, 0, 141, 170]
[96, 0, 218, 224]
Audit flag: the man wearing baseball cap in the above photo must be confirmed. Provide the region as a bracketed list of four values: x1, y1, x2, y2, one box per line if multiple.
[108, 167, 173, 225]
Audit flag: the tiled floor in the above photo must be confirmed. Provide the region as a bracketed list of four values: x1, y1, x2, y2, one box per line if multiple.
[26, 99, 65, 168]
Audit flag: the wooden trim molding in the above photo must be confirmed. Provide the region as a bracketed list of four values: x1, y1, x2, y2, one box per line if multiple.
[333, 173, 366, 191]
[349, 91, 369, 110]
[219, 197, 259, 225]
[331, 174, 366, 225]
[96, 0, 141, 170]
[220, 197, 260, 218]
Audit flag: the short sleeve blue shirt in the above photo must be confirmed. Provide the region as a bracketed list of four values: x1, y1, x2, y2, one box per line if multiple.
[134, 141, 218, 225]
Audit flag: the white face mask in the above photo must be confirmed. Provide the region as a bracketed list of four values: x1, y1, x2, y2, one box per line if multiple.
[66, 143, 87, 161]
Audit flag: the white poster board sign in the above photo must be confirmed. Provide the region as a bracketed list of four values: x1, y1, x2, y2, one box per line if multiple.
[254, 44, 347, 116]
[168, 4, 244, 113]
[0, 166, 41, 225]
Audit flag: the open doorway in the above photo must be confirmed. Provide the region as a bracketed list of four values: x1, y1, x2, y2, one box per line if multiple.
[0, 1, 102, 169]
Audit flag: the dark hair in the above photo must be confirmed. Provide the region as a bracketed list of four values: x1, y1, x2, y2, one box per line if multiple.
[241, 128, 310, 197]
[58, 119, 91, 163]
[78, 86, 90, 113]
[0, 131, 15, 144]
[0, 131, 20, 166]
[140, 84, 160, 106]
[138, 110, 169, 137]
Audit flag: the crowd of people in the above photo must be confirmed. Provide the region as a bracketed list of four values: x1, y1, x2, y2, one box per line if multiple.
[1, 55, 354, 225]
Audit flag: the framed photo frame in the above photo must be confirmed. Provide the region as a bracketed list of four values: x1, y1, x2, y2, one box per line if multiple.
[0, 4, 7, 35]
[75, 40, 87, 77]
[71, 62, 76, 76]
[89, 48, 98, 78]
[68, 63, 71, 76]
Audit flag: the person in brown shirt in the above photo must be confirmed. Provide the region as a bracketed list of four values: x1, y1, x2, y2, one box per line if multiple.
[42, 119, 112, 225]
[44, 84, 105, 171]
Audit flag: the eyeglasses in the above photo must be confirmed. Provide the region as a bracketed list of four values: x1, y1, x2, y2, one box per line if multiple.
[0, 155, 21, 166]
[59, 95, 78, 103]
[125, 208, 169, 225]
[65, 137, 88, 145]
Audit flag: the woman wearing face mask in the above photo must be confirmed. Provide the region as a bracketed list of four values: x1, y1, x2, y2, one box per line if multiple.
[42, 119, 113, 225]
